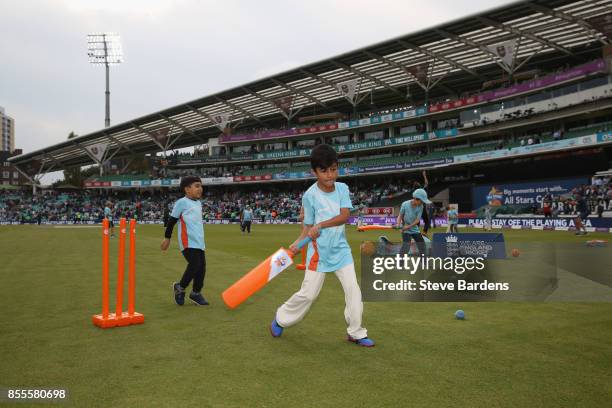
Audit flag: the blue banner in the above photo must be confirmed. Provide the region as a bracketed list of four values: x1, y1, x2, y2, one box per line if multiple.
[461, 217, 612, 229]
[432, 233, 507, 259]
[356, 158, 452, 174]
[336, 104, 430, 130]
[473, 177, 588, 208]
[339, 167, 358, 176]
[404, 158, 452, 169]
[433, 128, 458, 138]
[395, 133, 429, 144]
[597, 130, 612, 143]
[455, 135, 599, 164]
[273, 166, 358, 180]
[358, 163, 404, 173]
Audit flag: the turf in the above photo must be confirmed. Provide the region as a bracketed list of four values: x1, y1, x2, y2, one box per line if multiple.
[0, 224, 611, 407]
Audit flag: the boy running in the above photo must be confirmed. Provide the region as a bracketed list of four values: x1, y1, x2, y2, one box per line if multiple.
[270, 144, 374, 347]
[160, 176, 209, 306]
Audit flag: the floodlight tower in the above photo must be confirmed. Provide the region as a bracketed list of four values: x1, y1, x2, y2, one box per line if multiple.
[87, 33, 123, 128]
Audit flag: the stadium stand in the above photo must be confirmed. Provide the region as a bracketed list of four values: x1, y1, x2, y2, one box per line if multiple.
[1, 176, 609, 224]
[0, 182, 391, 223]
[4, 0, 611, 229]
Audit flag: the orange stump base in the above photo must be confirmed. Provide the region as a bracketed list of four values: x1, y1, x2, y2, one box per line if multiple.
[92, 312, 145, 329]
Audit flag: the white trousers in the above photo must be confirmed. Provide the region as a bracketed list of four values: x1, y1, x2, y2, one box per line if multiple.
[275, 263, 367, 339]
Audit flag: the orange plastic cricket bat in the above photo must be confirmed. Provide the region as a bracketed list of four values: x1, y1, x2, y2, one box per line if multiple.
[222, 237, 311, 309]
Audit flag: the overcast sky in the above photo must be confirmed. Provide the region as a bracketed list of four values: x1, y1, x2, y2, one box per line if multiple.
[1, 0, 515, 180]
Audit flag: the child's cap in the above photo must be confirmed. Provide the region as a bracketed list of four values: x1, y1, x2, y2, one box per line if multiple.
[412, 188, 431, 204]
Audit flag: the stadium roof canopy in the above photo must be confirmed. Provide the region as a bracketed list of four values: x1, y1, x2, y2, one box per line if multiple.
[10, 0, 612, 180]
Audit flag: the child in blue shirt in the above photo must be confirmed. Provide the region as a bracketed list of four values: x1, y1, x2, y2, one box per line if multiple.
[397, 188, 431, 255]
[447, 205, 458, 233]
[270, 145, 374, 347]
[160, 176, 208, 306]
[357, 208, 365, 230]
[241, 206, 253, 234]
[104, 202, 115, 237]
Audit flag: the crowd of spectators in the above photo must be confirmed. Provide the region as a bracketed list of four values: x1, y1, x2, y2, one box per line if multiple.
[0, 181, 414, 224]
[540, 177, 612, 217]
[3, 174, 608, 224]
[165, 167, 242, 179]
[0, 190, 166, 224]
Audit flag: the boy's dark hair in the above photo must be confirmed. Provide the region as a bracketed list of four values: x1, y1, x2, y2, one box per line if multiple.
[180, 175, 202, 193]
[310, 144, 338, 170]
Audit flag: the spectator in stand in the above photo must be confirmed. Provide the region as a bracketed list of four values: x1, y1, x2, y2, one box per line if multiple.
[574, 193, 589, 235]
[543, 201, 552, 218]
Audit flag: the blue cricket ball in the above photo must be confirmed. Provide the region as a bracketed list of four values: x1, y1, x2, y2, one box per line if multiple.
[455, 310, 465, 320]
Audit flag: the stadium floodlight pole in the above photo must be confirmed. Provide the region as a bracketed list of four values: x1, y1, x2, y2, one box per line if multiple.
[87, 33, 123, 128]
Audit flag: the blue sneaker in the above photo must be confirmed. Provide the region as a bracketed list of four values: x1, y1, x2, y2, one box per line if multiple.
[270, 319, 283, 337]
[173, 282, 185, 306]
[347, 335, 375, 347]
[189, 291, 209, 306]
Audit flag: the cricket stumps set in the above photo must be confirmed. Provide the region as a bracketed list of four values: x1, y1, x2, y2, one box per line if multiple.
[92, 218, 144, 328]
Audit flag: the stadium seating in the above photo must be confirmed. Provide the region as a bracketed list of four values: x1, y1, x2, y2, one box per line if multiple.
[2, 178, 608, 224]
[239, 147, 477, 176]
[0, 186, 362, 223]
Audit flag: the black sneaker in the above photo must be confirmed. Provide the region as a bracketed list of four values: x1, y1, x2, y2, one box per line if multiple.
[173, 282, 185, 305]
[189, 292, 209, 306]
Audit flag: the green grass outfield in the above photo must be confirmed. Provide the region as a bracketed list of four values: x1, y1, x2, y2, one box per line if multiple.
[1, 224, 611, 407]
